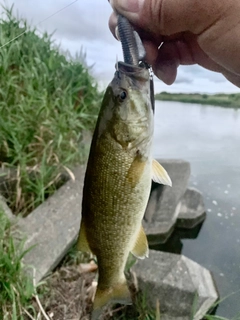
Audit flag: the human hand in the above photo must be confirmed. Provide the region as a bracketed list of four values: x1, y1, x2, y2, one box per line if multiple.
[109, 0, 240, 87]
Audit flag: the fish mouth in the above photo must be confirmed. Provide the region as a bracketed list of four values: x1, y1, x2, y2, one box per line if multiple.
[116, 61, 149, 81]
[114, 61, 149, 92]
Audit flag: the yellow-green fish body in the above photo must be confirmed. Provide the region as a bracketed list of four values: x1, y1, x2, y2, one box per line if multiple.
[77, 62, 171, 313]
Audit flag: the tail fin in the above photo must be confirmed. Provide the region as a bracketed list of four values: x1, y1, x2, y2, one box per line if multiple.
[93, 280, 132, 311]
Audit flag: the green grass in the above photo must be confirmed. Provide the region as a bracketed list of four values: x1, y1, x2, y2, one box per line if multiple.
[0, 5, 101, 216]
[0, 5, 100, 319]
[110, 292, 240, 320]
[110, 294, 159, 320]
[155, 92, 240, 108]
[204, 315, 240, 320]
[203, 291, 240, 320]
[0, 209, 38, 319]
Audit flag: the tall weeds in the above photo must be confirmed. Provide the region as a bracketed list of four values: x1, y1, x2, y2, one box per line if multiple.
[0, 5, 101, 215]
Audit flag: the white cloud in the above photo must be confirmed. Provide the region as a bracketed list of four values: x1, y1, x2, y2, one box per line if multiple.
[154, 66, 239, 94]
[2, 0, 240, 94]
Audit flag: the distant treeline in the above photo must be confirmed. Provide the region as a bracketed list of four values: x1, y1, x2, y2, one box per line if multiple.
[155, 92, 240, 108]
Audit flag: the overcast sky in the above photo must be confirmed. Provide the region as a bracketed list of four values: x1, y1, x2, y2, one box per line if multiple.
[2, 0, 240, 94]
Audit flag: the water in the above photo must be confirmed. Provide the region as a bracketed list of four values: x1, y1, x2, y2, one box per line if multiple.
[153, 101, 240, 318]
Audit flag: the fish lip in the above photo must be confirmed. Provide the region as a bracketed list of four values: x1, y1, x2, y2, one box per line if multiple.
[113, 61, 150, 97]
[115, 61, 149, 81]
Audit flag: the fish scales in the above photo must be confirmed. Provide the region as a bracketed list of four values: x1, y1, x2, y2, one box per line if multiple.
[77, 62, 171, 316]
[84, 115, 152, 270]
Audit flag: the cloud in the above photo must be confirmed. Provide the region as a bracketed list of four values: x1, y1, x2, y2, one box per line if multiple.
[174, 75, 193, 84]
[2, 0, 239, 94]
[3, 0, 119, 84]
[154, 71, 239, 94]
[5, 0, 114, 43]
[153, 65, 239, 94]
[180, 65, 227, 83]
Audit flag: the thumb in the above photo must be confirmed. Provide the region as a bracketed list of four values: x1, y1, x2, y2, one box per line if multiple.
[110, 0, 233, 36]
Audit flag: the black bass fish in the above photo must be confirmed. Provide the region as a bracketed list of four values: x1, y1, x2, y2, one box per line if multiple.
[77, 14, 171, 317]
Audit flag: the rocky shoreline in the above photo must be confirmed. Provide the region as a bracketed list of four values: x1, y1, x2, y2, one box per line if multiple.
[0, 159, 219, 319]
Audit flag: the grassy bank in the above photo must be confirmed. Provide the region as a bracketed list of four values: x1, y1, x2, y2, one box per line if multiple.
[155, 92, 240, 108]
[0, 209, 37, 319]
[0, 6, 101, 216]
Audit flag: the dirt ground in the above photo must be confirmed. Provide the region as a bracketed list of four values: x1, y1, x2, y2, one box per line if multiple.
[41, 265, 95, 320]
[35, 263, 141, 320]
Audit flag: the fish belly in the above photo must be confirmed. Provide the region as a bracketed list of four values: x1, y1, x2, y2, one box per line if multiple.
[83, 136, 151, 286]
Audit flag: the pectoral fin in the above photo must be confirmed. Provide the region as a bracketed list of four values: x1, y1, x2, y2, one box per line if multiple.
[77, 221, 92, 253]
[152, 159, 172, 186]
[131, 226, 149, 259]
[127, 153, 146, 188]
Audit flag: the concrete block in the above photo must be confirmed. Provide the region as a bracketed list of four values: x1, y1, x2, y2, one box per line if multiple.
[144, 159, 191, 244]
[177, 187, 206, 229]
[133, 250, 218, 320]
[0, 194, 14, 220]
[19, 166, 85, 283]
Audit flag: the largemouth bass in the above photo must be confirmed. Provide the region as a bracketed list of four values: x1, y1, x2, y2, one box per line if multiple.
[77, 60, 171, 314]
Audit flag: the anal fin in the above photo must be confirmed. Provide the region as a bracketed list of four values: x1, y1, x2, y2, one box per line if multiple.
[152, 159, 172, 186]
[131, 225, 149, 259]
[93, 280, 131, 310]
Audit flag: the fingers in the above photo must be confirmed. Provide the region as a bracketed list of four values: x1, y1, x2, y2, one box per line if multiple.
[108, 0, 240, 88]
[197, 4, 240, 74]
[153, 42, 180, 85]
[151, 39, 227, 84]
[109, 0, 232, 36]
[223, 72, 240, 88]
[109, 0, 144, 25]
[108, 12, 118, 39]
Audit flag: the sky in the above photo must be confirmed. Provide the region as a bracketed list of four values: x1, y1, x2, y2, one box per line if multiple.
[2, 0, 240, 94]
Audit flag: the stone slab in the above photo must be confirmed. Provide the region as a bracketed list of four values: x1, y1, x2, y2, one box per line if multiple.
[0, 194, 14, 220]
[149, 221, 205, 255]
[144, 159, 191, 244]
[19, 165, 85, 283]
[177, 187, 206, 229]
[132, 250, 218, 320]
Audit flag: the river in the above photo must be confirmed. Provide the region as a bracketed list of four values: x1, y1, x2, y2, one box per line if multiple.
[153, 101, 240, 318]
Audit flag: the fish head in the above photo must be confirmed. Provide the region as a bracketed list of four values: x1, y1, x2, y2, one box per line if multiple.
[98, 62, 154, 147]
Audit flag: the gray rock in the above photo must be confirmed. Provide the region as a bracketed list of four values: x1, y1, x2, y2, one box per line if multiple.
[177, 187, 206, 229]
[19, 165, 85, 284]
[0, 194, 14, 220]
[132, 250, 218, 320]
[144, 159, 191, 244]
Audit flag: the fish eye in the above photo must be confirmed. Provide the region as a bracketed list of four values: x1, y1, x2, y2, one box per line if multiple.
[119, 90, 127, 102]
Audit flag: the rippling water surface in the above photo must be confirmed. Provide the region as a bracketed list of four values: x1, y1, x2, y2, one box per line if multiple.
[153, 101, 240, 317]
